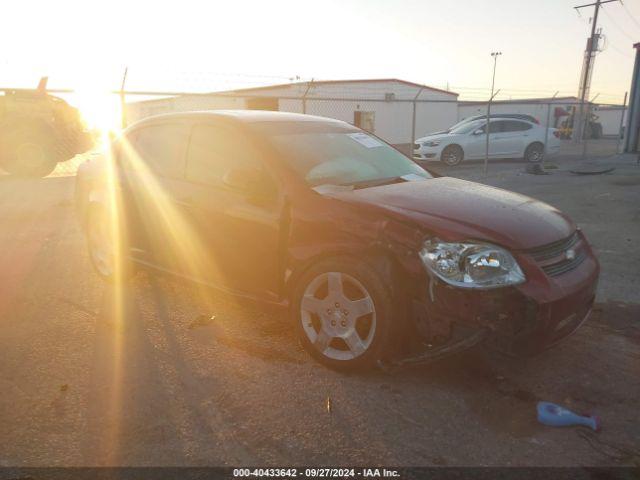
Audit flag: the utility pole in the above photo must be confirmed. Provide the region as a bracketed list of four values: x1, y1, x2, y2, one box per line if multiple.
[573, 0, 618, 144]
[484, 52, 501, 176]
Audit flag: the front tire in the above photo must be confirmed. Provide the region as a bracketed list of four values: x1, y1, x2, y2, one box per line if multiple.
[441, 145, 464, 166]
[292, 257, 394, 371]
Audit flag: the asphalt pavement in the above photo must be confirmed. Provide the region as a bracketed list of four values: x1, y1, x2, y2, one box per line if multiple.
[0, 153, 638, 467]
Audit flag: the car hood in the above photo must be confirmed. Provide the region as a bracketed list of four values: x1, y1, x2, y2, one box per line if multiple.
[330, 177, 574, 250]
[419, 130, 449, 137]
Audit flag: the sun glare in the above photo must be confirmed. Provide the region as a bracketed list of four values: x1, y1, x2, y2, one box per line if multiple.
[73, 88, 122, 132]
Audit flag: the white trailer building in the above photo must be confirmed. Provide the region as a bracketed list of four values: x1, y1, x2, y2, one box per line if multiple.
[593, 105, 626, 137]
[458, 96, 625, 137]
[126, 79, 459, 147]
[458, 96, 585, 128]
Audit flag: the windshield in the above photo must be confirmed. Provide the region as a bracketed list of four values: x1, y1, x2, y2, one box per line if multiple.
[449, 119, 485, 135]
[258, 122, 432, 187]
[444, 119, 467, 131]
[444, 115, 483, 132]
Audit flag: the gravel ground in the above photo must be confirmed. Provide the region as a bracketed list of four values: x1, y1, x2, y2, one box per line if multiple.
[0, 153, 638, 467]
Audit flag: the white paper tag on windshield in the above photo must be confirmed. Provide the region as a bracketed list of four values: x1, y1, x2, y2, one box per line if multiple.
[400, 173, 428, 182]
[347, 132, 383, 148]
[312, 184, 354, 195]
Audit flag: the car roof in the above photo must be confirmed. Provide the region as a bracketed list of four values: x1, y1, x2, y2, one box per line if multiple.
[467, 113, 533, 120]
[493, 118, 536, 126]
[129, 110, 346, 128]
[465, 116, 536, 124]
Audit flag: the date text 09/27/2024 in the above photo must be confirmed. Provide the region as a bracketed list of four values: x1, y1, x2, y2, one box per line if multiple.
[233, 468, 400, 478]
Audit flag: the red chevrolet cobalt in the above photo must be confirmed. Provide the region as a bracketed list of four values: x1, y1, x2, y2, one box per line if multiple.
[76, 111, 599, 370]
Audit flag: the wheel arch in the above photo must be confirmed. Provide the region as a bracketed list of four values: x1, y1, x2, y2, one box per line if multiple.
[283, 244, 410, 307]
[525, 141, 544, 151]
[440, 143, 464, 162]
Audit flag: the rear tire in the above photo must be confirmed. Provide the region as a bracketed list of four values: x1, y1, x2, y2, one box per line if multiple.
[292, 256, 394, 371]
[441, 145, 464, 166]
[524, 142, 544, 163]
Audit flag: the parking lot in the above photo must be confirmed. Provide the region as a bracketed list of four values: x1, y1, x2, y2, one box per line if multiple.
[0, 151, 638, 467]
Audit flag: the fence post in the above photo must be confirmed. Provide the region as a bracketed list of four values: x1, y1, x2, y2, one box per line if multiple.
[582, 93, 599, 159]
[302, 79, 314, 114]
[543, 92, 559, 158]
[120, 67, 128, 129]
[411, 87, 425, 158]
[484, 89, 500, 176]
[617, 92, 628, 154]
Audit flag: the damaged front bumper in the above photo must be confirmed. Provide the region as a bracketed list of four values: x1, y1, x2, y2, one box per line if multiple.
[398, 231, 599, 364]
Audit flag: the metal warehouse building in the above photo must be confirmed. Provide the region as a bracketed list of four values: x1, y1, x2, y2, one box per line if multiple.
[126, 79, 459, 147]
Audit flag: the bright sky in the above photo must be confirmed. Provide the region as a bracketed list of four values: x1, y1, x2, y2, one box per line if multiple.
[1, 0, 637, 106]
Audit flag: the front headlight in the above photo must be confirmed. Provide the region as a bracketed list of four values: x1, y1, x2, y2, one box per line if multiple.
[422, 140, 440, 147]
[419, 239, 525, 289]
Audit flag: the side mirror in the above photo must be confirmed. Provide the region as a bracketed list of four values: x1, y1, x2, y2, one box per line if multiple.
[473, 129, 484, 135]
[222, 166, 275, 199]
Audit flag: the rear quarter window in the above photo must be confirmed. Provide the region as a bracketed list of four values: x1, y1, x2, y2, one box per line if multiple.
[503, 120, 532, 132]
[129, 122, 190, 178]
[185, 123, 265, 188]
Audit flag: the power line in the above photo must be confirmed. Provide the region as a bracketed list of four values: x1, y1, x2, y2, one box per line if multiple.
[608, 40, 636, 57]
[602, 7, 637, 41]
[621, 1, 640, 30]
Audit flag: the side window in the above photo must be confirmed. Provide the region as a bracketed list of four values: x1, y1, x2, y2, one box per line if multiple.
[131, 123, 190, 178]
[503, 120, 531, 132]
[488, 121, 504, 134]
[185, 123, 263, 187]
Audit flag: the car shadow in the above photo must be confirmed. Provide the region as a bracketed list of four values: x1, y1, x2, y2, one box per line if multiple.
[81, 276, 192, 465]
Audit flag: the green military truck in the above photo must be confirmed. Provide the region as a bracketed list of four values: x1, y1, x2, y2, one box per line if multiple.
[0, 78, 93, 177]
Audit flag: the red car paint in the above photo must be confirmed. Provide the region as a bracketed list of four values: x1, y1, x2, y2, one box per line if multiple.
[77, 111, 599, 359]
[283, 174, 598, 355]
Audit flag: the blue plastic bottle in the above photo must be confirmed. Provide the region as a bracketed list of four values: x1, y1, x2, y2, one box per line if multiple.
[537, 401, 601, 431]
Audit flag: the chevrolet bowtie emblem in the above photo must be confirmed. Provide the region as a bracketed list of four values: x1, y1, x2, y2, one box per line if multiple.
[566, 249, 576, 260]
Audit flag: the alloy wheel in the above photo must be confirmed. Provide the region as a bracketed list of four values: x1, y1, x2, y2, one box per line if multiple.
[300, 272, 376, 361]
[527, 146, 544, 163]
[442, 146, 462, 166]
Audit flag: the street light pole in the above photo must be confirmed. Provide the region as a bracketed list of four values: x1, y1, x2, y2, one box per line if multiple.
[484, 51, 502, 176]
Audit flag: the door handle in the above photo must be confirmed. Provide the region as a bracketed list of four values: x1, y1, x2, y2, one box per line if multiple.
[175, 196, 194, 207]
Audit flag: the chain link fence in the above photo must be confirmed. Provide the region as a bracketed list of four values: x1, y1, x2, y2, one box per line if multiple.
[0, 85, 628, 178]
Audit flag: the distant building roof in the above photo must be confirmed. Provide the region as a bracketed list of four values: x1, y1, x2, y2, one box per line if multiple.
[223, 78, 458, 97]
[459, 96, 584, 105]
